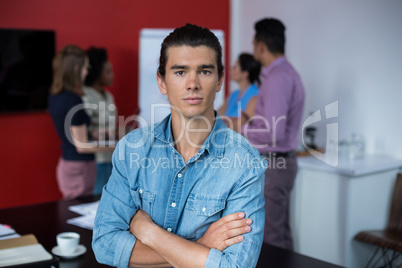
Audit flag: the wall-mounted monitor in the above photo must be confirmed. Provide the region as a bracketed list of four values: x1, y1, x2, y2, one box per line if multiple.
[0, 28, 55, 113]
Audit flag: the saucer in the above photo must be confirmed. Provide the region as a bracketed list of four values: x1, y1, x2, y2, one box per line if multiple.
[51, 244, 87, 259]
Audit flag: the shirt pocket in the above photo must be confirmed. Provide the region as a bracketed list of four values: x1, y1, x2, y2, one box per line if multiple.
[181, 193, 226, 240]
[130, 188, 156, 218]
[186, 193, 226, 216]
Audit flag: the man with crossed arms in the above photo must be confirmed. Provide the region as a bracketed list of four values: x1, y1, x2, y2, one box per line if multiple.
[93, 23, 266, 268]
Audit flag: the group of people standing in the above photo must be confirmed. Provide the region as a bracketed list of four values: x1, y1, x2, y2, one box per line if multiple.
[48, 45, 117, 199]
[48, 17, 305, 267]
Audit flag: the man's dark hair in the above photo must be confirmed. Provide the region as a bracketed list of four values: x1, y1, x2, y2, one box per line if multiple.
[254, 18, 286, 54]
[85, 47, 108, 86]
[238, 53, 261, 85]
[158, 23, 224, 79]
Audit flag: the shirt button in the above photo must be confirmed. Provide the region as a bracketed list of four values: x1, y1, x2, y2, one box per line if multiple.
[177, 173, 182, 178]
[167, 228, 172, 232]
[138, 189, 143, 194]
[171, 202, 176, 207]
[202, 207, 206, 212]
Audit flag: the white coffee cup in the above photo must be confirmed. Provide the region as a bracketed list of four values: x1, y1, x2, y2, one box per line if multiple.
[56, 232, 80, 255]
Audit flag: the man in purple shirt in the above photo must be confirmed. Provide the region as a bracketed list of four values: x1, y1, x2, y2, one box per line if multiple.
[241, 18, 305, 250]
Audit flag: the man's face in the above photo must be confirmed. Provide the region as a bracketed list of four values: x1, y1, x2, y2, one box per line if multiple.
[157, 45, 223, 120]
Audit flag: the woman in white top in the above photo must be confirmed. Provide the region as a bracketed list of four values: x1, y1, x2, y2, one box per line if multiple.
[82, 47, 117, 195]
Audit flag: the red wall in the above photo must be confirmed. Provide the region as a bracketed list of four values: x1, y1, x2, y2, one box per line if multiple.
[0, 0, 230, 209]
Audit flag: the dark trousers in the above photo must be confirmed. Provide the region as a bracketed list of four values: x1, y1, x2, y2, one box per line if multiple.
[263, 153, 298, 250]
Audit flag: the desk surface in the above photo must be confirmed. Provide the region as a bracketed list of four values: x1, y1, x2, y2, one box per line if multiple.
[0, 197, 343, 268]
[298, 155, 402, 177]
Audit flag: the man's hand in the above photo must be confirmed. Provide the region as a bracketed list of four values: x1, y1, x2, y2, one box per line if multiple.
[129, 210, 155, 242]
[196, 212, 252, 251]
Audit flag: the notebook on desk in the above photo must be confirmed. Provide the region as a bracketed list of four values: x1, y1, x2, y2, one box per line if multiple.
[0, 234, 59, 268]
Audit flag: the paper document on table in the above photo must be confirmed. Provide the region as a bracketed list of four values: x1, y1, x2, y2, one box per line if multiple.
[67, 214, 96, 230]
[68, 200, 99, 216]
[0, 224, 19, 240]
[0, 234, 20, 240]
[67, 201, 99, 230]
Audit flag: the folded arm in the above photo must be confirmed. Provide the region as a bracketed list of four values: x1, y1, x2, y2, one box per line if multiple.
[131, 210, 210, 268]
[129, 240, 170, 267]
[129, 211, 253, 267]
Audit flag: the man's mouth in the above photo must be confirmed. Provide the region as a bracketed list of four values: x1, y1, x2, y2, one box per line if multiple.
[183, 97, 203, 105]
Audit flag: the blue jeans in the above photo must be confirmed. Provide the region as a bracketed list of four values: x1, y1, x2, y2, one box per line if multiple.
[93, 163, 113, 195]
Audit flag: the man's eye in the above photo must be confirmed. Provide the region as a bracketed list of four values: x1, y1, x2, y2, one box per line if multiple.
[176, 71, 185, 76]
[201, 70, 211, 75]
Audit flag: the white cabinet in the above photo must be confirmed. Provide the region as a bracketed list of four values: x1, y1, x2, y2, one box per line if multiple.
[290, 155, 402, 267]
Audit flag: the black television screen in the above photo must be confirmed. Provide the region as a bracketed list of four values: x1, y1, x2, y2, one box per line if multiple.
[0, 29, 55, 113]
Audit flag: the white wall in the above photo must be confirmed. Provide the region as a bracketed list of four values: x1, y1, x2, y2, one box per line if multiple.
[230, 0, 402, 159]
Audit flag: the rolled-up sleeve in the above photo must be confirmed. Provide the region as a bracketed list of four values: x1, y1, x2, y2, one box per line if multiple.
[205, 157, 266, 268]
[92, 140, 139, 268]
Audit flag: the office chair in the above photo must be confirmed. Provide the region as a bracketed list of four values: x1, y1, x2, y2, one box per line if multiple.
[354, 173, 402, 267]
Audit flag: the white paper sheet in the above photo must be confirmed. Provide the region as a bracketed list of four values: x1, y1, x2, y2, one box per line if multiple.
[0, 224, 19, 240]
[0, 224, 15, 236]
[67, 214, 95, 230]
[0, 234, 20, 240]
[68, 201, 99, 216]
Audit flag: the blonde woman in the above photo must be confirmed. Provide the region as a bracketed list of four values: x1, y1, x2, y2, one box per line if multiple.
[48, 45, 114, 199]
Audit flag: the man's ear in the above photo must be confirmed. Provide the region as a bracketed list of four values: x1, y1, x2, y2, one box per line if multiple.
[257, 41, 265, 54]
[216, 73, 224, 93]
[156, 72, 167, 95]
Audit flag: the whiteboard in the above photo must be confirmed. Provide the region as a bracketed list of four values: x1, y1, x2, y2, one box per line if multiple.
[138, 28, 225, 126]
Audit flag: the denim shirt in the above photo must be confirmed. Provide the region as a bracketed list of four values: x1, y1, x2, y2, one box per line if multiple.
[92, 114, 267, 268]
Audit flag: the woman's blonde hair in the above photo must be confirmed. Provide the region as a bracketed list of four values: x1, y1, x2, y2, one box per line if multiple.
[50, 45, 86, 95]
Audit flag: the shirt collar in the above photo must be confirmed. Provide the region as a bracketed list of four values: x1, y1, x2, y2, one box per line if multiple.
[262, 56, 286, 77]
[153, 115, 174, 144]
[153, 113, 227, 158]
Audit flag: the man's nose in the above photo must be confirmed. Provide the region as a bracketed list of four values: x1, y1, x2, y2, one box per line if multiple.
[186, 72, 200, 90]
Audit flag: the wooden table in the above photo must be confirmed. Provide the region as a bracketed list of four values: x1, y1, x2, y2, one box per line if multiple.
[0, 196, 343, 268]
